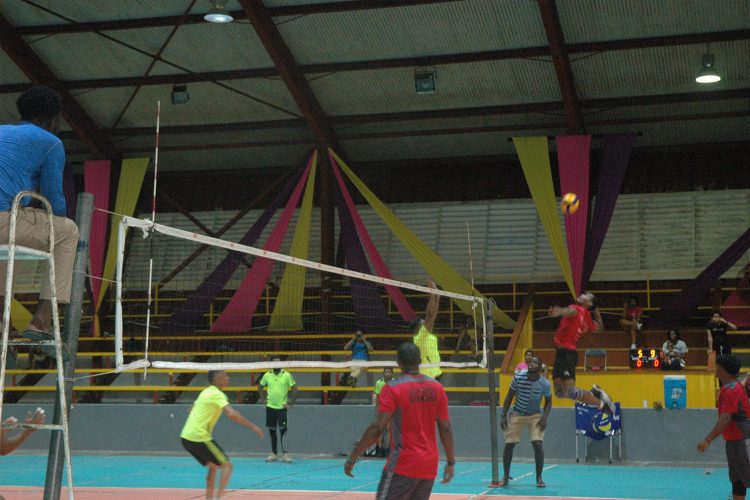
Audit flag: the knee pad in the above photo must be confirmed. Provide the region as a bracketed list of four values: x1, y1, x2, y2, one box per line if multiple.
[556, 385, 582, 400]
[733, 480, 746, 496]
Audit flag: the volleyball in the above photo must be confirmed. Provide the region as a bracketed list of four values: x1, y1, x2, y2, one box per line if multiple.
[592, 411, 613, 433]
[561, 192, 580, 214]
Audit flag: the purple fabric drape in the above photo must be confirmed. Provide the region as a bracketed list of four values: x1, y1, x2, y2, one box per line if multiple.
[164, 167, 304, 332]
[334, 179, 390, 331]
[581, 133, 637, 290]
[557, 135, 591, 295]
[654, 226, 750, 327]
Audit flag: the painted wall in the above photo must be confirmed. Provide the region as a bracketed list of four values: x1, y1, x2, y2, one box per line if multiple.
[5, 404, 726, 465]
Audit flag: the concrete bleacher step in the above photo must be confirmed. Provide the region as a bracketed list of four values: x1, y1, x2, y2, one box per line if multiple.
[533, 329, 709, 350]
[531, 347, 707, 368]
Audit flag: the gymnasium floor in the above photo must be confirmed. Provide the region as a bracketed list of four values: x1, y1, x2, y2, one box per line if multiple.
[0, 454, 731, 500]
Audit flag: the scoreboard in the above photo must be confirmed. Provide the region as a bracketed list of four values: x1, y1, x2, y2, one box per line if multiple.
[630, 348, 661, 369]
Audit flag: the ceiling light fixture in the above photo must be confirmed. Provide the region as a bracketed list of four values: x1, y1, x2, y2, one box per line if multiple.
[204, 0, 234, 23]
[171, 84, 190, 105]
[695, 45, 720, 84]
[414, 68, 437, 94]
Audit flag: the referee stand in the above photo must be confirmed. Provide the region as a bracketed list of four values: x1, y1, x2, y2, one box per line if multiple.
[0, 191, 92, 500]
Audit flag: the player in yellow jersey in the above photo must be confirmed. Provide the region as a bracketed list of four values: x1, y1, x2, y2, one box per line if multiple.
[181, 370, 263, 500]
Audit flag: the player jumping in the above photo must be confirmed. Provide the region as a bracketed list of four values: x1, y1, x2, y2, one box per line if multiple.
[548, 292, 616, 414]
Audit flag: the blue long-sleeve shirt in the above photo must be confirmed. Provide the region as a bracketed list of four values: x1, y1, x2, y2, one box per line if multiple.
[0, 122, 66, 216]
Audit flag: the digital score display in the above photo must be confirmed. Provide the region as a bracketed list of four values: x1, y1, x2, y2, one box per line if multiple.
[630, 348, 661, 369]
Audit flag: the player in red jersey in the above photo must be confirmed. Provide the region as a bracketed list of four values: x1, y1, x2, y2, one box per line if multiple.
[698, 355, 750, 499]
[548, 292, 616, 414]
[344, 342, 455, 500]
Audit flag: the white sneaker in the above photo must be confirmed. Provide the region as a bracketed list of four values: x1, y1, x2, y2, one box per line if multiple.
[630, 343, 636, 350]
[281, 453, 292, 463]
[636, 323, 643, 332]
[265, 454, 277, 462]
[592, 384, 616, 415]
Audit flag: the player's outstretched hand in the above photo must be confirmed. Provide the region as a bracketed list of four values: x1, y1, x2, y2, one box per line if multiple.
[26, 408, 45, 426]
[697, 439, 710, 453]
[344, 458, 356, 477]
[441, 463, 454, 484]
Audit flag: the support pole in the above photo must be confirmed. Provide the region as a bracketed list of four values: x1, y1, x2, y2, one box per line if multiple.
[318, 148, 335, 402]
[485, 298, 501, 487]
[44, 193, 93, 500]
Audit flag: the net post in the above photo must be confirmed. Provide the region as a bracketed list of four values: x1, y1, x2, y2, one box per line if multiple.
[115, 218, 128, 370]
[44, 192, 93, 500]
[484, 298, 501, 487]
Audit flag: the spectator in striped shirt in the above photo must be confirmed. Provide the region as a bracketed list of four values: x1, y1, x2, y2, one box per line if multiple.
[500, 356, 552, 488]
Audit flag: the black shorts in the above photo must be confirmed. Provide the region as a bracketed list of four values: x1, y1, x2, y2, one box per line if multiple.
[376, 470, 435, 500]
[181, 438, 229, 466]
[726, 439, 750, 485]
[713, 336, 732, 356]
[553, 348, 579, 380]
[266, 407, 288, 429]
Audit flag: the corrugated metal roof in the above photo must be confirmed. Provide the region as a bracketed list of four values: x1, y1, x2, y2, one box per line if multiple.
[6, 0, 195, 25]
[279, 0, 547, 64]
[312, 59, 560, 116]
[559, 0, 750, 43]
[573, 41, 750, 100]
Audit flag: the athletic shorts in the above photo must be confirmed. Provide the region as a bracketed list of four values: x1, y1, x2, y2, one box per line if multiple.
[181, 438, 229, 466]
[726, 439, 750, 485]
[376, 470, 435, 500]
[553, 348, 579, 380]
[266, 407, 288, 429]
[504, 412, 545, 443]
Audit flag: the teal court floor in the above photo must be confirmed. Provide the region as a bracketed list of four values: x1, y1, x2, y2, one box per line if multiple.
[0, 454, 732, 499]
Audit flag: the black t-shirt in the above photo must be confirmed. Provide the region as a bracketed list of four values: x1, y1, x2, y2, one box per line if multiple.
[708, 321, 728, 339]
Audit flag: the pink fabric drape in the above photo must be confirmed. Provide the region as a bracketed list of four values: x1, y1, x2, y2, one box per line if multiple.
[722, 291, 750, 327]
[210, 157, 313, 332]
[329, 153, 416, 321]
[83, 160, 111, 335]
[556, 135, 591, 295]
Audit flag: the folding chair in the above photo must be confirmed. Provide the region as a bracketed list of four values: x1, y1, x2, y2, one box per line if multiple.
[584, 349, 607, 372]
[575, 402, 622, 463]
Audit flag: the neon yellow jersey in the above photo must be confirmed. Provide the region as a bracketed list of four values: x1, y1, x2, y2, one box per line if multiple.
[180, 385, 229, 442]
[414, 325, 442, 378]
[260, 370, 296, 409]
[374, 378, 386, 396]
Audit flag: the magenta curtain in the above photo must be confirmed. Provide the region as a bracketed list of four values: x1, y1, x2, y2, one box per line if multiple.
[556, 135, 591, 295]
[210, 158, 314, 332]
[83, 160, 112, 336]
[582, 133, 636, 289]
[330, 154, 416, 321]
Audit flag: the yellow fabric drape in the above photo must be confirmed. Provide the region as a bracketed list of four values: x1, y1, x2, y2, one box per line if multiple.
[95, 158, 149, 332]
[330, 149, 514, 329]
[513, 137, 575, 297]
[268, 152, 318, 331]
[10, 300, 33, 332]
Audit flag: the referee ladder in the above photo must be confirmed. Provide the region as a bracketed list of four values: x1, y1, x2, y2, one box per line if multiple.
[0, 191, 75, 500]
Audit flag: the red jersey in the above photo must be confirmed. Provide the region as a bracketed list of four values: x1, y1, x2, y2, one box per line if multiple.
[377, 374, 450, 479]
[718, 380, 750, 441]
[554, 304, 597, 350]
[624, 305, 642, 321]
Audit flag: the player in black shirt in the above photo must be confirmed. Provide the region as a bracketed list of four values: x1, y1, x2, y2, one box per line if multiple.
[707, 311, 738, 356]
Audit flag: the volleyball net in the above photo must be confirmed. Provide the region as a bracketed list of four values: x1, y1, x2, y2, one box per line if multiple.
[114, 216, 492, 372]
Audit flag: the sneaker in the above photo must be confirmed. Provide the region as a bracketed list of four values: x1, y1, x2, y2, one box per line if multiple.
[265, 454, 277, 462]
[281, 453, 292, 463]
[630, 343, 637, 350]
[636, 322, 643, 332]
[591, 384, 616, 415]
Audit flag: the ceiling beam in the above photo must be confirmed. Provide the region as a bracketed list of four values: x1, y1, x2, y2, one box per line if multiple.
[15, 1, 456, 36]
[0, 12, 116, 157]
[58, 87, 750, 141]
[65, 109, 750, 155]
[238, 0, 336, 148]
[1, 28, 748, 94]
[537, 0, 583, 132]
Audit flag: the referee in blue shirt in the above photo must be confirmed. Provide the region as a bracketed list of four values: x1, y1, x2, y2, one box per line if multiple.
[0, 86, 79, 349]
[500, 356, 552, 488]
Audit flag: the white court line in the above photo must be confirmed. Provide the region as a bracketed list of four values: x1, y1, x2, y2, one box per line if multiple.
[510, 463, 558, 482]
[467, 464, 558, 500]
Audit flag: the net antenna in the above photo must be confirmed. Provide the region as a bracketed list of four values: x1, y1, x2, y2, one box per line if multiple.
[142, 100, 161, 378]
[114, 216, 486, 372]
